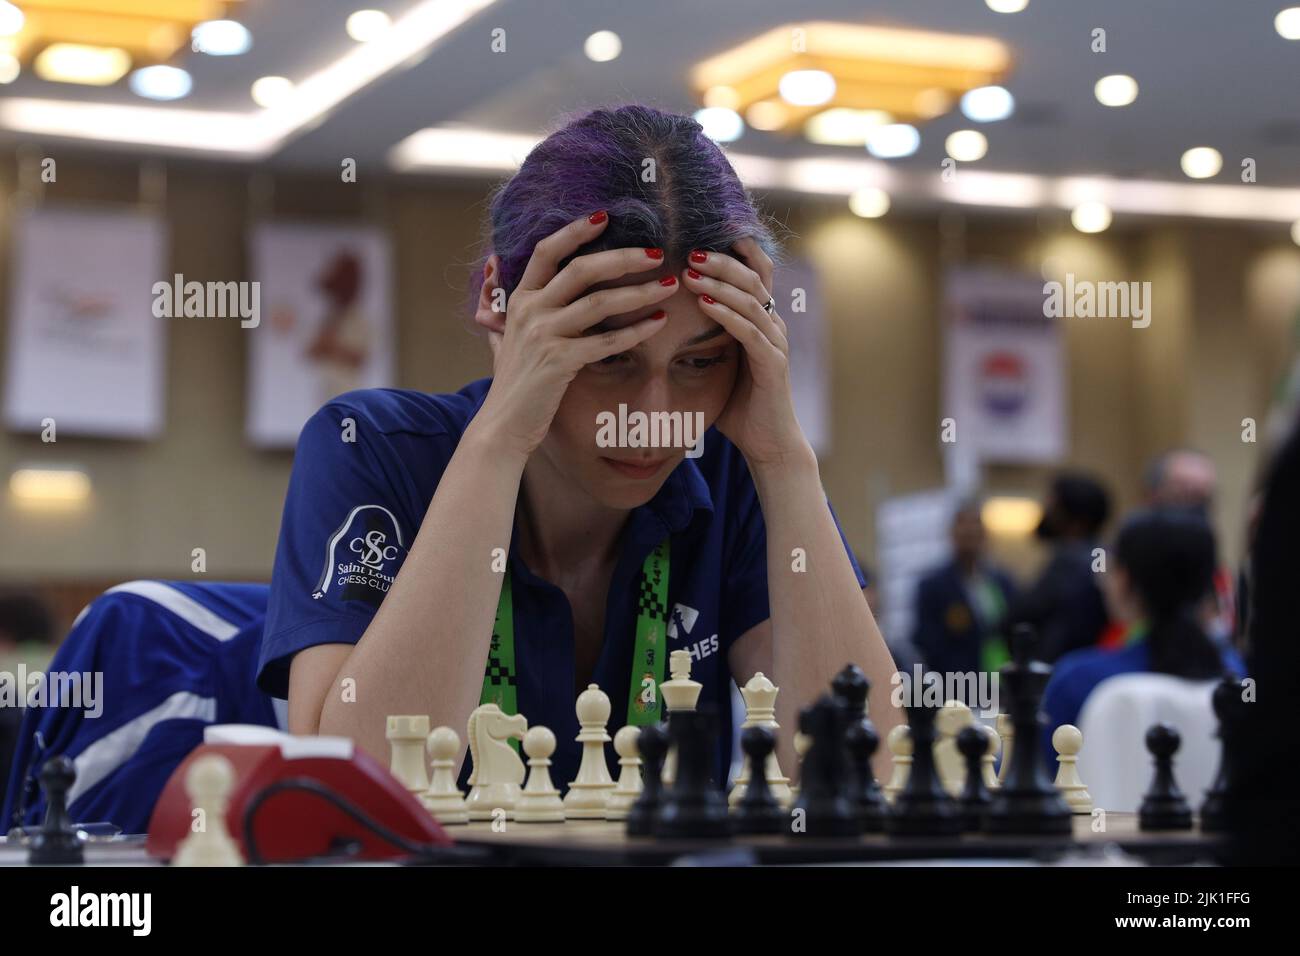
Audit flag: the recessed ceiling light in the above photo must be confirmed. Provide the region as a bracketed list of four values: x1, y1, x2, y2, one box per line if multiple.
[694, 107, 744, 142]
[0, 53, 18, 84]
[34, 44, 131, 85]
[584, 30, 621, 62]
[0, 1, 23, 37]
[347, 10, 391, 42]
[251, 75, 294, 108]
[1181, 146, 1223, 179]
[778, 69, 836, 107]
[1094, 74, 1138, 107]
[849, 187, 890, 218]
[866, 123, 920, 159]
[1071, 201, 1112, 233]
[945, 129, 988, 162]
[805, 108, 892, 146]
[1276, 7, 1300, 40]
[192, 20, 252, 56]
[10, 467, 92, 507]
[960, 85, 1014, 122]
[986, 0, 1029, 12]
[129, 65, 192, 101]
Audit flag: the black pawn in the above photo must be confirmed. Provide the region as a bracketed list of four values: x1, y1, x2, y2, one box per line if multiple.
[1200, 675, 1243, 833]
[986, 625, 1072, 835]
[29, 756, 84, 865]
[653, 708, 730, 839]
[832, 664, 887, 832]
[733, 726, 785, 835]
[1139, 723, 1193, 831]
[956, 725, 993, 832]
[886, 696, 963, 836]
[792, 695, 861, 837]
[625, 723, 668, 837]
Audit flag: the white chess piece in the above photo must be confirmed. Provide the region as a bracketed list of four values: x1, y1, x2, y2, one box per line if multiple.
[564, 684, 616, 818]
[605, 726, 643, 821]
[515, 727, 566, 823]
[464, 704, 528, 820]
[883, 724, 913, 804]
[933, 700, 975, 797]
[660, 649, 702, 785]
[982, 726, 1002, 790]
[786, 730, 813, 808]
[173, 754, 243, 867]
[730, 672, 792, 808]
[419, 726, 468, 824]
[387, 715, 431, 792]
[1052, 724, 1094, 814]
[996, 713, 1015, 784]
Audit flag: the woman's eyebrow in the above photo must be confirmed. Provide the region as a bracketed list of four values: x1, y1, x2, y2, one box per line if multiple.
[675, 325, 727, 349]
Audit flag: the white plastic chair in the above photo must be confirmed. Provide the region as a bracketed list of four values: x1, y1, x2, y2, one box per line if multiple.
[1075, 673, 1221, 813]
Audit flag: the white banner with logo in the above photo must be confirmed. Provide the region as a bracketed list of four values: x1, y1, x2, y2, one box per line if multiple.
[247, 222, 394, 447]
[3, 206, 167, 438]
[942, 266, 1066, 475]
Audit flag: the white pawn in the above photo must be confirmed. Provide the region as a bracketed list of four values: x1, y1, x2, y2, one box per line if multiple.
[982, 725, 1002, 790]
[785, 730, 813, 808]
[934, 700, 974, 796]
[515, 727, 566, 823]
[1052, 724, 1094, 814]
[729, 672, 792, 808]
[605, 726, 643, 821]
[173, 754, 243, 867]
[387, 715, 431, 792]
[419, 726, 468, 824]
[883, 724, 912, 804]
[564, 684, 615, 818]
[996, 712, 1015, 784]
[660, 649, 702, 785]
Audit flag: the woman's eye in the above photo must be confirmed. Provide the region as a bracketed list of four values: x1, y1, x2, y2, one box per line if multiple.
[590, 353, 630, 369]
[680, 353, 729, 372]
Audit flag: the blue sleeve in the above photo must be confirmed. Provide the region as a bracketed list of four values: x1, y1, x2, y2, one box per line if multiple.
[257, 402, 433, 698]
[719, 467, 867, 651]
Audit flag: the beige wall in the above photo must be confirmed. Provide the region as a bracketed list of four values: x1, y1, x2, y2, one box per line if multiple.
[2, 153, 1297, 594]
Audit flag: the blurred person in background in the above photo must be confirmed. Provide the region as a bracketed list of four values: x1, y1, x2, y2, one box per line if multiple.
[0, 596, 56, 798]
[1009, 471, 1111, 663]
[910, 497, 1018, 686]
[1040, 508, 1246, 765]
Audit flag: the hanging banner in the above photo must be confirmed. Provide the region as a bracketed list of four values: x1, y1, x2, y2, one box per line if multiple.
[247, 222, 393, 447]
[3, 206, 167, 438]
[942, 266, 1066, 475]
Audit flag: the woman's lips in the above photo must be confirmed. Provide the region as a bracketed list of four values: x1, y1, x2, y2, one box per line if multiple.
[601, 457, 669, 480]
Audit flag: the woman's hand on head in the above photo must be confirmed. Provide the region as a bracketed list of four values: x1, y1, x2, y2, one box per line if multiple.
[473, 211, 674, 459]
[681, 237, 811, 471]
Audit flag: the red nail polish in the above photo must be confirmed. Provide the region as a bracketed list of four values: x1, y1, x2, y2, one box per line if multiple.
[645, 247, 664, 259]
[686, 268, 702, 280]
[588, 210, 607, 224]
[690, 250, 708, 263]
[659, 275, 677, 286]
[701, 293, 716, 304]
[651, 309, 667, 320]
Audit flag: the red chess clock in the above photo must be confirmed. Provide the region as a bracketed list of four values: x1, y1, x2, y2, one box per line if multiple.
[146, 726, 450, 863]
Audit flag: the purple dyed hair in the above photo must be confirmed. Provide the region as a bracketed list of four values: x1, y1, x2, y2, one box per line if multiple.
[468, 104, 785, 312]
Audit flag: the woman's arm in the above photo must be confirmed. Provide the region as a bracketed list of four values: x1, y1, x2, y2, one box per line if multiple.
[727, 447, 903, 784]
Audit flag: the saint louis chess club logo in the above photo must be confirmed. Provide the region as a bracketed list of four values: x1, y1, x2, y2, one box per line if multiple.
[977, 351, 1030, 417]
[312, 504, 407, 607]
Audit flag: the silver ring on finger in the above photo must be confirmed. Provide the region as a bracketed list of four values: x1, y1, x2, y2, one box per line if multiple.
[762, 296, 776, 314]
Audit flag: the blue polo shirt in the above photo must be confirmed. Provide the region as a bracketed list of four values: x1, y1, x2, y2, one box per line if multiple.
[257, 377, 866, 790]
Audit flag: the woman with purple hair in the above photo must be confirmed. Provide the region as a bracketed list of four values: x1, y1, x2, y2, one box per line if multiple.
[257, 104, 901, 790]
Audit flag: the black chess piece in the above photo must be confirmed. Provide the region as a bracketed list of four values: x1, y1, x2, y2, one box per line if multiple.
[1139, 723, 1194, 831]
[1200, 675, 1244, 833]
[625, 723, 668, 837]
[732, 726, 785, 835]
[792, 695, 862, 837]
[886, 693, 963, 836]
[653, 708, 730, 839]
[956, 725, 993, 832]
[29, 755, 84, 865]
[985, 625, 1073, 835]
[832, 663, 887, 832]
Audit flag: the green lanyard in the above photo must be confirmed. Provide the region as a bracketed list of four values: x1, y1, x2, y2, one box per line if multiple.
[479, 537, 671, 727]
